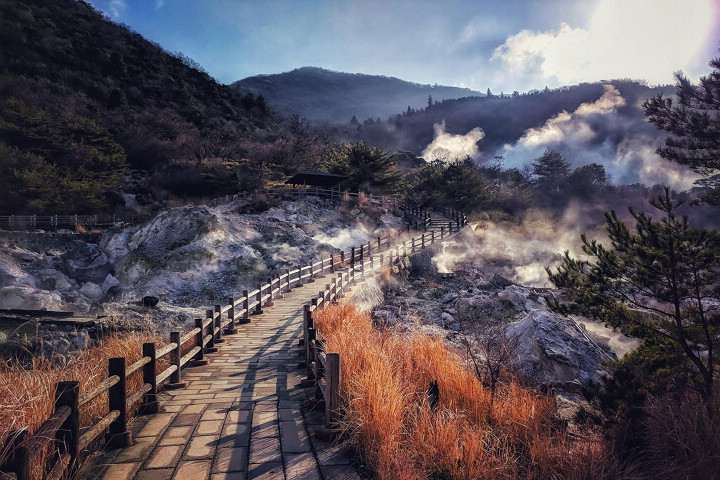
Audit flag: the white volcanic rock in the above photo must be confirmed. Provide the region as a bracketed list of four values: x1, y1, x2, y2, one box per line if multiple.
[0, 285, 63, 310]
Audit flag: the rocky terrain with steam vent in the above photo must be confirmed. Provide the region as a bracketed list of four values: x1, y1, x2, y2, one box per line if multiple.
[0, 195, 402, 354]
[367, 218, 639, 417]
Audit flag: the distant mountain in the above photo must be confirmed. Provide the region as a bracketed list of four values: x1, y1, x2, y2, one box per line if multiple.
[232, 67, 483, 123]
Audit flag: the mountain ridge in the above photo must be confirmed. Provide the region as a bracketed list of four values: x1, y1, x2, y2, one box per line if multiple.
[232, 66, 483, 123]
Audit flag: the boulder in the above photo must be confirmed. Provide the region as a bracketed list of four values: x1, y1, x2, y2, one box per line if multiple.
[101, 273, 120, 294]
[79, 282, 104, 301]
[506, 309, 615, 388]
[142, 296, 160, 307]
[0, 285, 63, 310]
[59, 243, 113, 283]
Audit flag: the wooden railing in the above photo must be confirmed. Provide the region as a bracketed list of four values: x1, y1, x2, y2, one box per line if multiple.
[0, 215, 130, 231]
[263, 186, 400, 209]
[0, 187, 398, 232]
[0, 200, 466, 480]
[299, 216, 465, 432]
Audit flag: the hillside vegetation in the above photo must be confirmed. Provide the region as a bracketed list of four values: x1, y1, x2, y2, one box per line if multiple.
[233, 66, 482, 123]
[0, 0, 273, 213]
[333, 80, 674, 155]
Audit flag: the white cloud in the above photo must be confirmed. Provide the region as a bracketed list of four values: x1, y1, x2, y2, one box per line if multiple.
[108, 0, 127, 19]
[491, 0, 715, 90]
[421, 121, 485, 163]
[156, 0, 165, 9]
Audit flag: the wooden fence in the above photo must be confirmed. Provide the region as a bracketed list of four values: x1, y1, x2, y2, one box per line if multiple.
[0, 202, 465, 480]
[0, 215, 129, 231]
[0, 187, 399, 232]
[300, 215, 462, 433]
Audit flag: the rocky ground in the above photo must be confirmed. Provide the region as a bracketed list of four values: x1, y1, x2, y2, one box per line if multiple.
[366, 225, 640, 421]
[0, 194, 403, 355]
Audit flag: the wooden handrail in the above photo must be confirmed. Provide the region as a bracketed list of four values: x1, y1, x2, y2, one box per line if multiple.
[1, 198, 467, 480]
[78, 376, 119, 408]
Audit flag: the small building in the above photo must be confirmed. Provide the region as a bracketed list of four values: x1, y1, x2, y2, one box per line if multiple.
[285, 171, 348, 189]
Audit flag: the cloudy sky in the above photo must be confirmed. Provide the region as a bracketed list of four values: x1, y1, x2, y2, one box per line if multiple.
[89, 0, 719, 92]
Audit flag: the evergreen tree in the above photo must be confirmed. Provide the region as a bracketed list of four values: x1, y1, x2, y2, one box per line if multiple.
[643, 56, 720, 204]
[322, 142, 403, 194]
[643, 57, 720, 175]
[531, 149, 571, 195]
[548, 188, 720, 405]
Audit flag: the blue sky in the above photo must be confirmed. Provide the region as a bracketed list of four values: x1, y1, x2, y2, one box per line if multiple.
[89, 0, 720, 92]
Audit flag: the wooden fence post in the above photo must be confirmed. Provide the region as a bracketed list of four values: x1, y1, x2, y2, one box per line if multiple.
[331, 278, 337, 302]
[255, 285, 263, 314]
[431, 231, 435, 244]
[56, 381, 79, 472]
[107, 358, 131, 447]
[214, 305, 224, 343]
[377, 236, 381, 250]
[141, 343, 159, 413]
[422, 233, 426, 249]
[225, 297, 238, 334]
[340, 251, 345, 267]
[205, 310, 218, 353]
[166, 332, 187, 388]
[301, 304, 310, 350]
[326, 353, 340, 428]
[285, 269, 292, 293]
[193, 319, 209, 366]
[441, 226, 445, 239]
[266, 279, 276, 306]
[241, 290, 250, 324]
[350, 247, 355, 267]
[306, 327, 317, 382]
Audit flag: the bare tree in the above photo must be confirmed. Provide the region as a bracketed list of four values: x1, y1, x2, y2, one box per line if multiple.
[459, 317, 520, 405]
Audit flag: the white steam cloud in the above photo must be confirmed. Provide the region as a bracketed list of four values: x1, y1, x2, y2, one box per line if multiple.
[432, 203, 608, 287]
[491, 0, 715, 91]
[421, 121, 485, 163]
[521, 84, 625, 147]
[500, 85, 700, 189]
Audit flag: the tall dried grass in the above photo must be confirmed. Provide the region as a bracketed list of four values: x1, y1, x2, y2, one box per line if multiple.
[314, 304, 610, 479]
[0, 332, 163, 465]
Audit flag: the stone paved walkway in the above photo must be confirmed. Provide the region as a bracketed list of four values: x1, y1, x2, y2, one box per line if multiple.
[84, 215, 457, 480]
[85, 278, 362, 480]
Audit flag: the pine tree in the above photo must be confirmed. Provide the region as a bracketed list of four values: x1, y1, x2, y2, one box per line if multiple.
[531, 149, 571, 195]
[548, 188, 720, 405]
[643, 57, 720, 176]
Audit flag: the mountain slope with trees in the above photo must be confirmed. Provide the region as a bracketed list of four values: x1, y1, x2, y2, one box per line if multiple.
[232, 66, 482, 123]
[0, 0, 275, 212]
[335, 80, 675, 156]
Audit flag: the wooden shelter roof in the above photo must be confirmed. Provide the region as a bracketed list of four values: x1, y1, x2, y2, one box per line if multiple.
[285, 171, 348, 188]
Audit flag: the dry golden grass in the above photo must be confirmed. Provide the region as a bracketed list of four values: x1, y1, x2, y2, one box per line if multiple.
[0, 332, 164, 464]
[314, 303, 608, 479]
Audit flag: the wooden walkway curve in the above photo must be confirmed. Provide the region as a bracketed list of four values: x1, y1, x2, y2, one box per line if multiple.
[87, 278, 363, 480]
[78, 205, 466, 480]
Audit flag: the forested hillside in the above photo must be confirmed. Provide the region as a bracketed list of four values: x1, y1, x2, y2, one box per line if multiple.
[233, 66, 482, 123]
[332, 80, 674, 155]
[0, 0, 274, 213]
